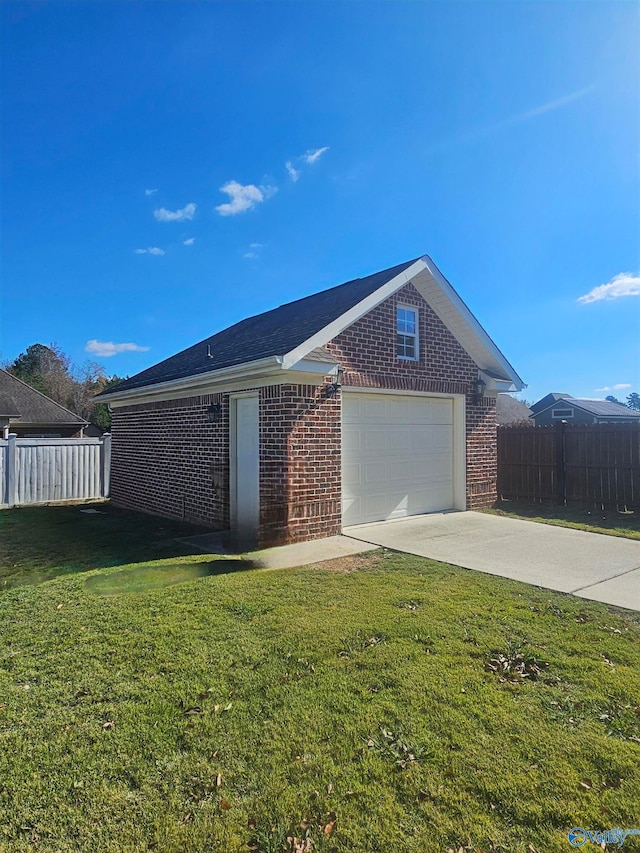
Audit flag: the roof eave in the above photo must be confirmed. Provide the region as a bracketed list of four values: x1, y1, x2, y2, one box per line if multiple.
[100, 355, 286, 404]
[479, 371, 519, 394]
[281, 258, 430, 369]
[421, 256, 526, 391]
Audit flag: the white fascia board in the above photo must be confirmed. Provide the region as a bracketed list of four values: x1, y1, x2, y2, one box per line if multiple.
[420, 256, 526, 391]
[287, 358, 340, 375]
[281, 258, 429, 369]
[100, 355, 284, 405]
[480, 371, 518, 394]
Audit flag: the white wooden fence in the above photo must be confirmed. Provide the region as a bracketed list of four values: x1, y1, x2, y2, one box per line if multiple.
[0, 434, 111, 508]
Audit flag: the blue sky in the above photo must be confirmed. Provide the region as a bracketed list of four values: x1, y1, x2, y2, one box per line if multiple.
[1, 0, 638, 404]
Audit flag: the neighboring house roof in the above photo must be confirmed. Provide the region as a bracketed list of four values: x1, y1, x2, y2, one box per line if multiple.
[0, 369, 87, 426]
[100, 255, 525, 402]
[530, 392, 571, 414]
[569, 399, 640, 418]
[496, 395, 532, 425]
[0, 393, 21, 418]
[531, 393, 640, 420]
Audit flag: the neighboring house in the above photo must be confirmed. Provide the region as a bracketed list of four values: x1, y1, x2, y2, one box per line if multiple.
[496, 395, 532, 426]
[530, 393, 640, 426]
[0, 369, 88, 438]
[83, 423, 106, 437]
[99, 255, 525, 546]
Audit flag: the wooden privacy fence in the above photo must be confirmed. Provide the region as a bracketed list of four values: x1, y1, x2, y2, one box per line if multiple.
[0, 434, 111, 508]
[497, 423, 640, 509]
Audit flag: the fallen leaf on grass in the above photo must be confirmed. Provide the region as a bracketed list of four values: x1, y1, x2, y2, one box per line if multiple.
[216, 773, 222, 788]
[220, 798, 231, 810]
[323, 814, 337, 835]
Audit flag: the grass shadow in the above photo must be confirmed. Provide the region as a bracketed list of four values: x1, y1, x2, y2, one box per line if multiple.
[0, 503, 224, 591]
[85, 557, 258, 596]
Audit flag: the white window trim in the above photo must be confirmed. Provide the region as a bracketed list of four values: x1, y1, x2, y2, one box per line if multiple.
[552, 408, 574, 419]
[396, 304, 419, 362]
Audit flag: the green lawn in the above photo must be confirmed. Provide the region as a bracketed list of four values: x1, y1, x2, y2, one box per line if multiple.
[484, 501, 640, 540]
[1, 506, 639, 853]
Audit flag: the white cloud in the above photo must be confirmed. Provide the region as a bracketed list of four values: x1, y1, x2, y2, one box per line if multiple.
[302, 146, 329, 164]
[145, 188, 158, 196]
[85, 340, 151, 357]
[134, 247, 165, 255]
[215, 181, 276, 216]
[595, 383, 632, 392]
[515, 86, 596, 123]
[578, 272, 640, 304]
[243, 242, 263, 259]
[183, 237, 195, 246]
[153, 202, 197, 222]
[285, 161, 301, 181]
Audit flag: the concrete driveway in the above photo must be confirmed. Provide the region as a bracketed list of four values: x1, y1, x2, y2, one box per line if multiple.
[344, 512, 640, 611]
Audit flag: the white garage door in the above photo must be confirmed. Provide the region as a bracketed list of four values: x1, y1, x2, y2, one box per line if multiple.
[342, 392, 454, 527]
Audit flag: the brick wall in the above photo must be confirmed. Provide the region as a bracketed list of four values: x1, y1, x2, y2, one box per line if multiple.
[259, 383, 341, 546]
[110, 393, 229, 527]
[110, 383, 342, 544]
[110, 280, 498, 540]
[325, 282, 497, 508]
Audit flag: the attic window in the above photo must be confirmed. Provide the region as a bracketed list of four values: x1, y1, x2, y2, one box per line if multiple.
[552, 408, 573, 419]
[396, 306, 418, 360]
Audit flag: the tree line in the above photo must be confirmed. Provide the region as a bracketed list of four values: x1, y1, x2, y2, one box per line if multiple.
[2, 343, 125, 430]
[605, 392, 640, 410]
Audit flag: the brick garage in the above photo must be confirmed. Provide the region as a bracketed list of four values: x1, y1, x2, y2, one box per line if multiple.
[104, 256, 523, 547]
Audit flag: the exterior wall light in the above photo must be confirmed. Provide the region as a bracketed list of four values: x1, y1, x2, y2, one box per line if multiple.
[326, 366, 344, 398]
[471, 377, 487, 404]
[207, 402, 223, 423]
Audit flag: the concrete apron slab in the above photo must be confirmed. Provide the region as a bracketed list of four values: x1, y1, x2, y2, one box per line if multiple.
[345, 511, 640, 611]
[180, 532, 379, 570]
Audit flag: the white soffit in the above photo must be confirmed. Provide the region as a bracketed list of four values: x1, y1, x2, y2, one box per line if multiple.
[284, 254, 524, 391]
[412, 257, 525, 390]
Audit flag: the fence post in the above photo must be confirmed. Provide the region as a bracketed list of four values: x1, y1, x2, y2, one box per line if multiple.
[555, 421, 566, 505]
[7, 433, 17, 507]
[101, 433, 112, 498]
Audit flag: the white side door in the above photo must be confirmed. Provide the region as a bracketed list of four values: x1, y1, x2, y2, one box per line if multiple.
[231, 394, 260, 542]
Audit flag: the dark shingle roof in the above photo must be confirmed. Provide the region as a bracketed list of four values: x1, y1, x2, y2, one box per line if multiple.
[571, 398, 640, 418]
[530, 392, 570, 413]
[0, 393, 21, 417]
[531, 393, 640, 420]
[0, 370, 87, 425]
[105, 258, 420, 394]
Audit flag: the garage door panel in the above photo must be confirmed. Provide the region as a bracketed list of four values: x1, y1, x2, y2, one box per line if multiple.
[342, 462, 362, 486]
[342, 430, 361, 452]
[364, 462, 388, 483]
[363, 429, 389, 452]
[342, 393, 455, 526]
[411, 424, 452, 452]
